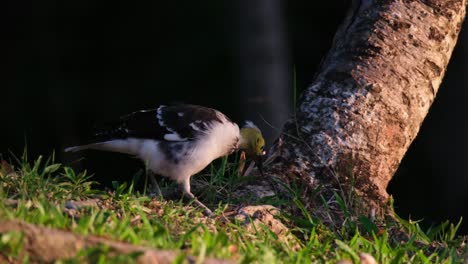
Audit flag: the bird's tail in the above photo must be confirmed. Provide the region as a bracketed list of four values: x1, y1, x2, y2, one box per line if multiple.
[64, 139, 139, 155]
[64, 143, 102, 153]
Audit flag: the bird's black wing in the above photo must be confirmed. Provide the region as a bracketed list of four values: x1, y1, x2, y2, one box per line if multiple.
[94, 104, 229, 142]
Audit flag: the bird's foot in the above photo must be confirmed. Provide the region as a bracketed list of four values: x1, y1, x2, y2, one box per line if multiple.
[180, 181, 214, 217]
[192, 199, 214, 217]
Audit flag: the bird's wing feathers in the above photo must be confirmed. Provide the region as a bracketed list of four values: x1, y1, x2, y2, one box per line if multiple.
[94, 105, 230, 142]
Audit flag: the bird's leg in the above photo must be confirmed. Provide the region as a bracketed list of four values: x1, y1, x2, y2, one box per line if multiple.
[181, 179, 213, 217]
[147, 172, 179, 199]
[148, 171, 162, 198]
[238, 151, 246, 175]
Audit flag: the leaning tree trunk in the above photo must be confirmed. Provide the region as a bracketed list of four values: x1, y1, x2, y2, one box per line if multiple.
[265, 0, 467, 220]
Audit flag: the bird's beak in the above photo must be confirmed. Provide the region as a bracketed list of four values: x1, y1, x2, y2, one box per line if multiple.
[256, 150, 266, 177]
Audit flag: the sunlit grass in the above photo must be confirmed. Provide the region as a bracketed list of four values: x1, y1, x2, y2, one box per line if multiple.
[0, 153, 467, 263]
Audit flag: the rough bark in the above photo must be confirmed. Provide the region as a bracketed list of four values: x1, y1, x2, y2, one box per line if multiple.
[0, 219, 232, 264]
[267, 0, 467, 218]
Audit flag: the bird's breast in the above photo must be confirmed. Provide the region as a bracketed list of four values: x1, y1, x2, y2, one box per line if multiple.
[137, 121, 240, 182]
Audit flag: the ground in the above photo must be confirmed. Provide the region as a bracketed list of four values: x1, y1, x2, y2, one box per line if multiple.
[0, 154, 466, 263]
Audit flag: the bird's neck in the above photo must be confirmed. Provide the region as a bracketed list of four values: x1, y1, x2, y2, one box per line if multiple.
[238, 128, 252, 150]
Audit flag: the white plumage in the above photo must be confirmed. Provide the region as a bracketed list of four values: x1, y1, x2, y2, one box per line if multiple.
[65, 104, 255, 215]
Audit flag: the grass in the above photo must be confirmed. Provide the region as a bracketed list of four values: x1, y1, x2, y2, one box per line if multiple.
[0, 153, 467, 263]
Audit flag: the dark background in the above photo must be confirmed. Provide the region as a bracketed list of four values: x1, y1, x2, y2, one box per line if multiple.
[2, 1, 468, 233]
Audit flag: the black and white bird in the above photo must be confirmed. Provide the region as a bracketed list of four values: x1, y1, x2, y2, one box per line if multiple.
[65, 104, 265, 215]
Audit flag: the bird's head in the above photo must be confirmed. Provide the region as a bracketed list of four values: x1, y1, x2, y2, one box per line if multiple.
[239, 121, 266, 174]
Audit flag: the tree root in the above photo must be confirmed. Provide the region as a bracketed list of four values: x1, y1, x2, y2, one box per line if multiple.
[0, 219, 233, 264]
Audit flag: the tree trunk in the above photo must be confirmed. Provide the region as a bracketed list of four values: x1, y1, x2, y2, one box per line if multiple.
[266, 0, 467, 219]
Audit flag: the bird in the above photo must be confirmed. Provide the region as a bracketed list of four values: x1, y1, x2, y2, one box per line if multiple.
[65, 104, 265, 215]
